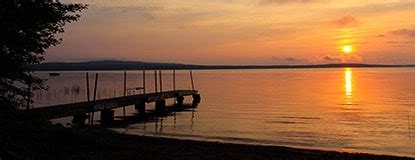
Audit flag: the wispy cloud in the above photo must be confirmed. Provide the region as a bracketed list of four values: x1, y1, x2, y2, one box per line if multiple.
[259, 0, 320, 5]
[390, 29, 415, 38]
[272, 56, 301, 61]
[311, 54, 363, 63]
[329, 15, 360, 28]
[271, 56, 307, 64]
[386, 41, 414, 44]
[323, 55, 341, 62]
[284, 57, 300, 61]
[386, 40, 415, 48]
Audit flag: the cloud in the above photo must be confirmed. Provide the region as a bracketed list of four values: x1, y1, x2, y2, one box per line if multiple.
[386, 41, 415, 48]
[272, 56, 301, 61]
[271, 56, 306, 64]
[284, 57, 300, 61]
[259, 0, 319, 5]
[323, 55, 341, 62]
[340, 2, 415, 15]
[311, 54, 363, 63]
[376, 34, 386, 38]
[386, 41, 414, 44]
[330, 15, 360, 28]
[390, 29, 415, 38]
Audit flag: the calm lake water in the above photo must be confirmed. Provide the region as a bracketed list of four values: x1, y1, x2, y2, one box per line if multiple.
[34, 68, 415, 157]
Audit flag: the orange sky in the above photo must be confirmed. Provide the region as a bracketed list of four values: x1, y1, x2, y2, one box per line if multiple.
[46, 0, 415, 65]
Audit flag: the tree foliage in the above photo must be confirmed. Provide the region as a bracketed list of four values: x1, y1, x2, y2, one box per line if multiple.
[0, 0, 87, 111]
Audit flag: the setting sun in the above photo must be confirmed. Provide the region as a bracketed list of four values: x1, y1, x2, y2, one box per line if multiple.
[342, 45, 353, 54]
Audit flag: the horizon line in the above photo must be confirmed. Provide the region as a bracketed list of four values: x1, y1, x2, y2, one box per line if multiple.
[39, 60, 415, 66]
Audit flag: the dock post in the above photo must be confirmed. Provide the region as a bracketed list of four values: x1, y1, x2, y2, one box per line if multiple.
[86, 72, 90, 102]
[192, 94, 201, 104]
[159, 71, 163, 92]
[85, 72, 91, 124]
[123, 71, 127, 119]
[155, 99, 166, 112]
[90, 73, 99, 125]
[142, 70, 146, 94]
[190, 70, 195, 90]
[100, 109, 114, 126]
[176, 96, 184, 106]
[154, 71, 158, 93]
[135, 101, 146, 114]
[173, 70, 176, 91]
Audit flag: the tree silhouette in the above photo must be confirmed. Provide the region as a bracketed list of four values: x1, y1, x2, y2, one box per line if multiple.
[0, 0, 87, 111]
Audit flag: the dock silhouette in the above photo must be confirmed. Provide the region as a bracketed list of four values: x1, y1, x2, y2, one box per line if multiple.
[19, 70, 201, 125]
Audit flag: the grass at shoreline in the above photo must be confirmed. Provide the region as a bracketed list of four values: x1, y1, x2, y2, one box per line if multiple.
[0, 115, 412, 160]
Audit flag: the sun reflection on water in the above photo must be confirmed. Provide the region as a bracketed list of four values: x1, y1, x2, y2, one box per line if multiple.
[344, 68, 353, 101]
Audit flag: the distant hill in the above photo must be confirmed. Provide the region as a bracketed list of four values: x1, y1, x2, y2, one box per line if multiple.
[30, 60, 415, 71]
[31, 60, 199, 71]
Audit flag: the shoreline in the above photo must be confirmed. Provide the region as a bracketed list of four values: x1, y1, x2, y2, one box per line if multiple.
[1, 115, 412, 160]
[62, 127, 413, 160]
[112, 131, 413, 158]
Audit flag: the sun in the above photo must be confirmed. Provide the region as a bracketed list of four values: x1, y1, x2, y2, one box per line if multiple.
[342, 45, 353, 54]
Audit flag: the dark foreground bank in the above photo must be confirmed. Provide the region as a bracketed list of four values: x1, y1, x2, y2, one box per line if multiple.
[0, 115, 412, 160]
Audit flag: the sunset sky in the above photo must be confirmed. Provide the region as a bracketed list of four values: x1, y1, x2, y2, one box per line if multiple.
[47, 0, 415, 65]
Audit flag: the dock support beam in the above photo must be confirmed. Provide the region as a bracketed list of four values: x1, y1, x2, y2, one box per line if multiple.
[155, 99, 166, 112]
[192, 94, 201, 104]
[100, 109, 114, 126]
[135, 101, 146, 114]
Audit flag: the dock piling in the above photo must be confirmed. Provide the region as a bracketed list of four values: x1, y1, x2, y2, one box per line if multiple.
[135, 101, 146, 114]
[154, 71, 158, 93]
[85, 72, 90, 124]
[86, 72, 90, 102]
[123, 71, 127, 118]
[142, 70, 146, 94]
[100, 109, 114, 126]
[155, 99, 166, 112]
[176, 96, 184, 106]
[159, 71, 163, 92]
[173, 70, 176, 91]
[192, 94, 201, 104]
[190, 70, 195, 90]
[90, 73, 99, 125]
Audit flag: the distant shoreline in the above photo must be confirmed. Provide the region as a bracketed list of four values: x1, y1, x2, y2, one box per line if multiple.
[31, 60, 415, 71]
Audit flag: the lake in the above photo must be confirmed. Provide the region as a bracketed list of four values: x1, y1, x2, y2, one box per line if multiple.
[33, 68, 415, 157]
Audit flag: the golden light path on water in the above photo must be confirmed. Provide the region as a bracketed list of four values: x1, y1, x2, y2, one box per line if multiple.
[344, 68, 353, 101]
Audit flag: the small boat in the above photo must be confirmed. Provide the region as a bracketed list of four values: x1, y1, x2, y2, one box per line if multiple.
[49, 73, 60, 76]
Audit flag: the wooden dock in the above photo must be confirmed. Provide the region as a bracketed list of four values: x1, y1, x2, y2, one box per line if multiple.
[19, 90, 200, 120]
[19, 70, 201, 125]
